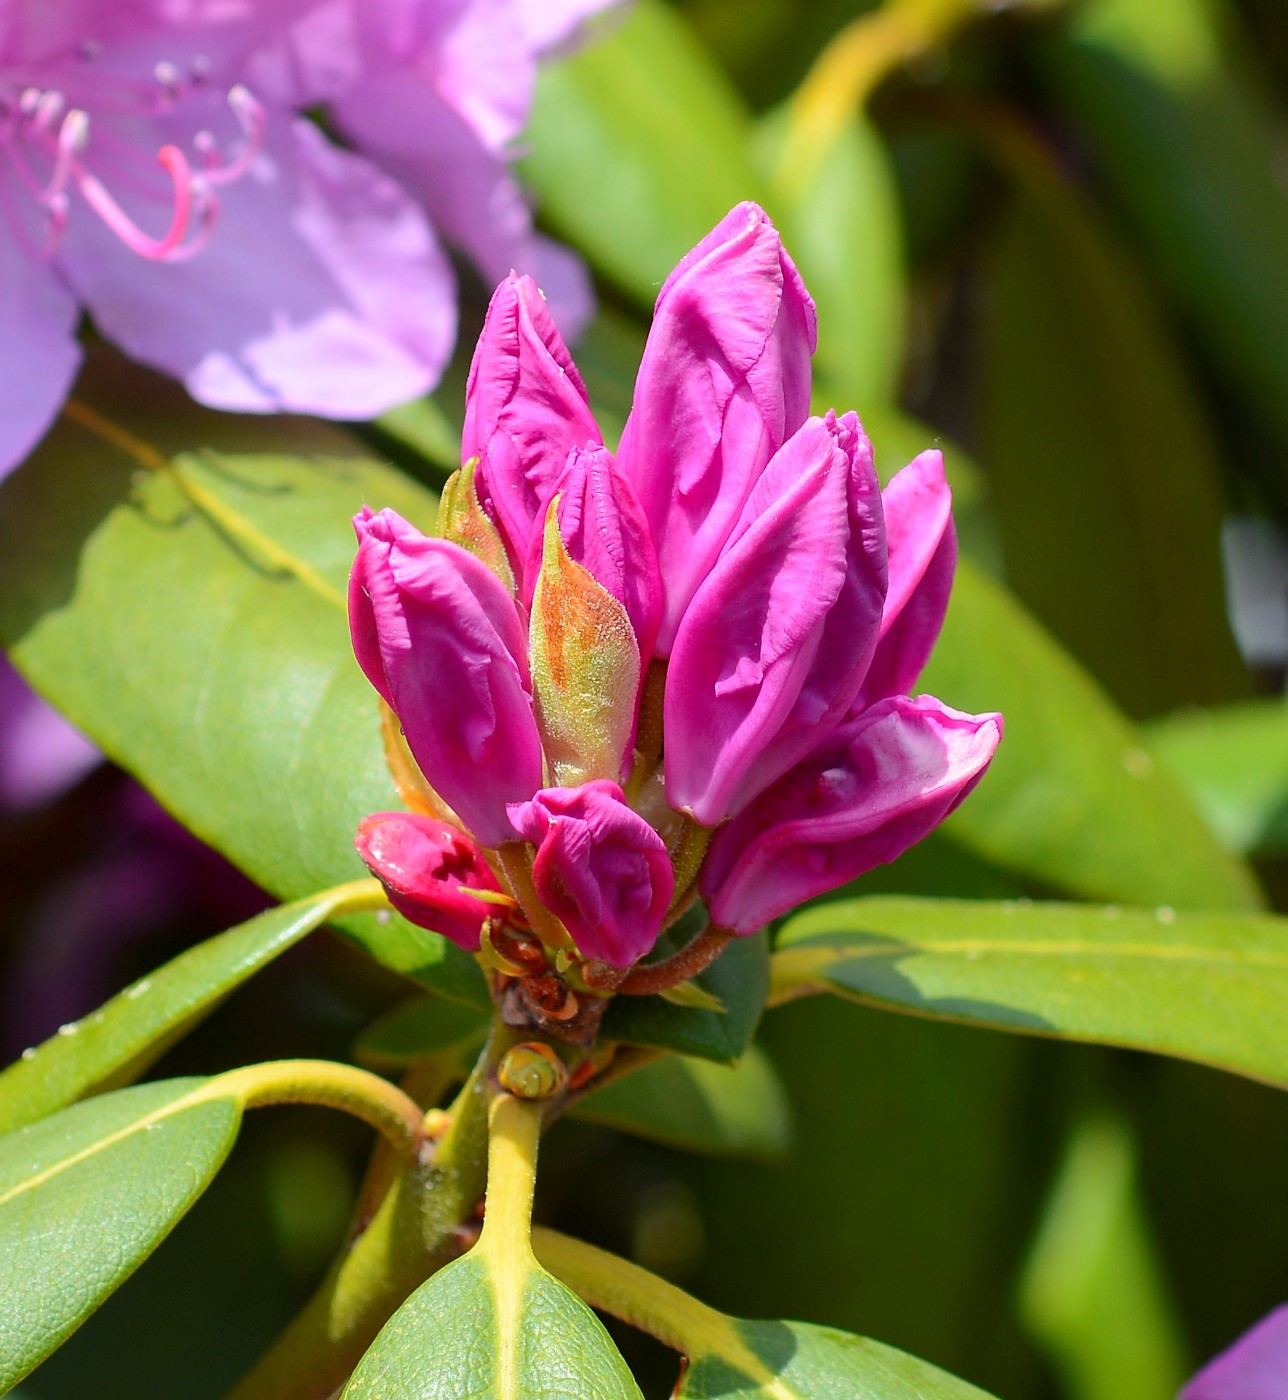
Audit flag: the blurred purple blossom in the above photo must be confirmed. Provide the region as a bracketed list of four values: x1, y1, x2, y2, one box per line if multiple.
[1180, 1305, 1288, 1400]
[0, 0, 618, 478]
[0, 657, 98, 811]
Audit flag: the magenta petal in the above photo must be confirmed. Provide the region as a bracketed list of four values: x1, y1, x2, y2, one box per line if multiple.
[462, 272, 601, 580]
[349, 508, 542, 846]
[1181, 1305, 1288, 1400]
[617, 202, 817, 653]
[507, 780, 673, 968]
[861, 450, 957, 703]
[524, 444, 662, 663]
[355, 810, 501, 952]
[702, 695, 1002, 934]
[665, 412, 885, 826]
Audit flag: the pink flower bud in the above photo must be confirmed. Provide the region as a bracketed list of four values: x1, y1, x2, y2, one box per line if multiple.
[523, 445, 662, 665]
[349, 507, 543, 846]
[618, 202, 817, 653]
[462, 273, 602, 582]
[702, 696, 1002, 934]
[507, 781, 674, 968]
[664, 410, 886, 826]
[355, 811, 503, 952]
[860, 450, 957, 704]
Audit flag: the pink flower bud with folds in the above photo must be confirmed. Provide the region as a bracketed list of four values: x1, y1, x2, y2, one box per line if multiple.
[664, 410, 886, 827]
[355, 811, 503, 952]
[461, 272, 602, 582]
[523, 444, 663, 664]
[507, 781, 674, 968]
[701, 696, 1002, 934]
[617, 202, 817, 653]
[859, 450, 957, 705]
[349, 507, 543, 846]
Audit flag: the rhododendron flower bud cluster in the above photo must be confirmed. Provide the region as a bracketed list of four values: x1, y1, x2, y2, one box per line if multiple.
[349, 203, 1001, 1006]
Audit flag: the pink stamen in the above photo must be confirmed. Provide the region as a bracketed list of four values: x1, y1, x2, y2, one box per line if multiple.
[199, 85, 264, 188]
[75, 142, 192, 259]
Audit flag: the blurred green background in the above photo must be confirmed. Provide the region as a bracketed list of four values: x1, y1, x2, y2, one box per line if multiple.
[7, 0, 1288, 1396]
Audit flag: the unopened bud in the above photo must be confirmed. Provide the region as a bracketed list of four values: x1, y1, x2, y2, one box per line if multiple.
[498, 1042, 568, 1100]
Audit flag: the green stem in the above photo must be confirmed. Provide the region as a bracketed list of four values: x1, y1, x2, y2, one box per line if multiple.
[478, 1091, 543, 1253]
[225, 1021, 523, 1400]
[216, 1059, 424, 1158]
[532, 1227, 728, 1358]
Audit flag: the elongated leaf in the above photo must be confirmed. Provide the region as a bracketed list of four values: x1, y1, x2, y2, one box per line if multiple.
[924, 559, 1261, 911]
[0, 885, 375, 1134]
[1020, 1115, 1188, 1400]
[523, 0, 761, 307]
[1146, 700, 1288, 856]
[0, 1078, 241, 1391]
[342, 1247, 643, 1399]
[677, 1318, 998, 1398]
[573, 1044, 791, 1158]
[0, 355, 486, 1009]
[533, 1230, 997, 1399]
[979, 184, 1242, 716]
[774, 897, 1288, 1088]
[1042, 0, 1288, 482]
[602, 931, 769, 1065]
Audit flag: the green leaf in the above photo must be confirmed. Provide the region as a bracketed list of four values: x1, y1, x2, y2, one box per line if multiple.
[1146, 700, 1288, 856]
[677, 1317, 998, 1398]
[1020, 1115, 1189, 1400]
[978, 181, 1243, 716]
[572, 1044, 792, 1158]
[923, 558, 1262, 911]
[342, 1246, 644, 1400]
[774, 896, 1288, 1088]
[601, 931, 769, 1065]
[0, 356, 487, 1009]
[0, 1078, 241, 1392]
[353, 996, 489, 1071]
[0, 884, 378, 1134]
[522, 0, 762, 306]
[1042, 0, 1288, 483]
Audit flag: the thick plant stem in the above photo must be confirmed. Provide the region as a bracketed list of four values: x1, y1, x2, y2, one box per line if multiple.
[619, 924, 734, 996]
[532, 1227, 725, 1357]
[225, 1022, 522, 1400]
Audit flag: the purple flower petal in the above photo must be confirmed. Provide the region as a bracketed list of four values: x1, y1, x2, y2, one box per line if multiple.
[0, 659, 100, 811]
[349, 508, 542, 846]
[462, 272, 601, 579]
[702, 695, 1002, 934]
[617, 201, 817, 652]
[0, 241, 82, 479]
[508, 780, 673, 967]
[60, 117, 456, 418]
[861, 450, 957, 703]
[664, 412, 884, 826]
[1181, 1305, 1288, 1400]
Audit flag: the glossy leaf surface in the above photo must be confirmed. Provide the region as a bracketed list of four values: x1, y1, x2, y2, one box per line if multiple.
[774, 897, 1288, 1087]
[352, 995, 488, 1071]
[0, 360, 486, 1008]
[0, 1078, 241, 1392]
[0, 884, 378, 1134]
[924, 560, 1261, 912]
[342, 1245, 643, 1400]
[677, 1318, 998, 1398]
[573, 1044, 791, 1158]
